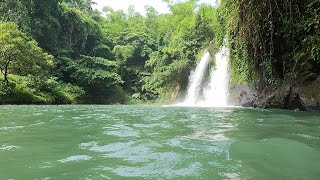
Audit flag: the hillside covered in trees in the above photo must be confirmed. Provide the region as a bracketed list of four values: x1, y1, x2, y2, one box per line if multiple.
[0, 0, 319, 110]
[0, 0, 220, 104]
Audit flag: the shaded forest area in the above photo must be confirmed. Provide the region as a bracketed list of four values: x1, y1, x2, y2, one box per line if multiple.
[0, 0, 319, 107]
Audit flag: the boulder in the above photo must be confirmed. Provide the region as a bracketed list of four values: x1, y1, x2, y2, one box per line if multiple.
[230, 76, 320, 111]
[228, 84, 257, 107]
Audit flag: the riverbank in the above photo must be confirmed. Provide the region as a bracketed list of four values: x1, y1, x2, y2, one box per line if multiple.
[2, 74, 320, 112]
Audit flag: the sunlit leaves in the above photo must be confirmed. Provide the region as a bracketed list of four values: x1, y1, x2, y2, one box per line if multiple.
[0, 22, 53, 85]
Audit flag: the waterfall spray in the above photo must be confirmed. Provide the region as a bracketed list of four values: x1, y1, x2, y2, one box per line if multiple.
[182, 52, 211, 105]
[202, 46, 229, 107]
[179, 46, 229, 107]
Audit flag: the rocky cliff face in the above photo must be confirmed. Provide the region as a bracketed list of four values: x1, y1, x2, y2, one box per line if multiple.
[229, 76, 320, 111]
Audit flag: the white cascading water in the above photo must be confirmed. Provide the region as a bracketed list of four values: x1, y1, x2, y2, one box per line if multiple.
[182, 52, 211, 105]
[202, 46, 229, 107]
[179, 46, 229, 107]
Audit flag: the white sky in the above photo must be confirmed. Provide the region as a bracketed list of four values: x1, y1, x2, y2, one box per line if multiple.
[92, 0, 217, 15]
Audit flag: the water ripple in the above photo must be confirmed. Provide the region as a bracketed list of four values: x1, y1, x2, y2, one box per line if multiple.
[89, 142, 134, 153]
[58, 155, 92, 163]
[0, 105, 319, 179]
[0, 145, 20, 151]
[0, 126, 25, 131]
[103, 124, 140, 137]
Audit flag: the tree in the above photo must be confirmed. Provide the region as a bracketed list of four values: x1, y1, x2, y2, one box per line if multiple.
[0, 0, 33, 33]
[65, 55, 122, 89]
[63, 0, 96, 11]
[0, 22, 53, 86]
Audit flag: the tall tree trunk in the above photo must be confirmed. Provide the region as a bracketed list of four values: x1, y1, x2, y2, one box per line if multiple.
[4, 59, 10, 87]
[4, 71, 9, 87]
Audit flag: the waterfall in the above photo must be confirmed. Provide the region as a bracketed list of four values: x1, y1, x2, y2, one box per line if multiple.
[182, 52, 211, 105]
[202, 46, 229, 107]
[179, 46, 229, 107]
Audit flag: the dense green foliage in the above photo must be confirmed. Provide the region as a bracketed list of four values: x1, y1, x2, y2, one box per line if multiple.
[0, 0, 219, 104]
[219, 0, 320, 90]
[0, 22, 53, 86]
[1, 0, 318, 104]
[0, 22, 84, 104]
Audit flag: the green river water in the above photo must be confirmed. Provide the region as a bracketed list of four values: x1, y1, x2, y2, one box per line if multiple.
[0, 105, 320, 179]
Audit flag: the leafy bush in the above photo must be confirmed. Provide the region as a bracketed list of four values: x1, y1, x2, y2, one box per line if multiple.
[0, 75, 84, 104]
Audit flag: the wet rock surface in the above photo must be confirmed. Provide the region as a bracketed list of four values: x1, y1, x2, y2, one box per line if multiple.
[229, 76, 320, 111]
